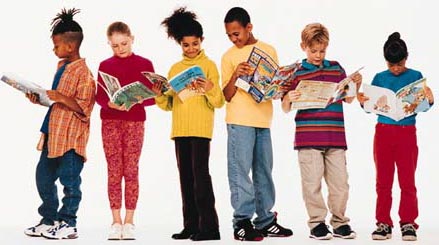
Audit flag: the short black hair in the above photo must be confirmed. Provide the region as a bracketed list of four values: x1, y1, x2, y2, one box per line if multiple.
[161, 7, 203, 44]
[224, 7, 251, 26]
[51, 8, 83, 46]
[383, 32, 408, 63]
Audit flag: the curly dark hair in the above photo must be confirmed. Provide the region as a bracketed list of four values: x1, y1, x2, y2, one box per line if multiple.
[161, 7, 203, 43]
[383, 32, 408, 63]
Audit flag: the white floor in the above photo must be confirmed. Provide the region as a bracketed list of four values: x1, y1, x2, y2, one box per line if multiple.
[1, 225, 434, 245]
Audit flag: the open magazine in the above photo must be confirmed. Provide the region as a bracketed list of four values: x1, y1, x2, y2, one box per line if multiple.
[1, 73, 53, 106]
[362, 77, 429, 121]
[98, 71, 156, 110]
[142, 65, 206, 102]
[235, 47, 300, 103]
[290, 67, 363, 110]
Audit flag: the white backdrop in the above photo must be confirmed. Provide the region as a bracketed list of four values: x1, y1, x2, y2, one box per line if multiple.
[0, 0, 437, 244]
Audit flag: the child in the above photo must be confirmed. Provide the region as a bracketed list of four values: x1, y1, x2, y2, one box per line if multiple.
[221, 7, 292, 241]
[357, 32, 434, 241]
[95, 21, 155, 240]
[281, 23, 361, 240]
[23, 8, 96, 239]
[152, 7, 224, 241]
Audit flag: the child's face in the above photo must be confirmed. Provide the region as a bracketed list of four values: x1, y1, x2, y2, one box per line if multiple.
[301, 41, 328, 67]
[386, 59, 407, 76]
[225, 21, 252, 48]
[108, 32, 133, 58]
[180, 36, 203, 59]
[52, 35, 71, 59]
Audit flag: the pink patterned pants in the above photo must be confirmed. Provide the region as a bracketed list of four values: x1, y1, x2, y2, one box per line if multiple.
[102, 119, 144, 210]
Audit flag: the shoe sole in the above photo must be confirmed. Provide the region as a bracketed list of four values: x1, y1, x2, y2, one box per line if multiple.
[334, 233, 356, 239]
[310, 234, 333, 240]
[402, 235, 416, 241]
[234, 236, 264, 241]
[42, 234, 78, 240]
[372, 234, 392, 240]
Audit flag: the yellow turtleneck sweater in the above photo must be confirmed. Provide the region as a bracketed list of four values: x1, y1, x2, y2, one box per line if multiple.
[155, 50, 225, 139]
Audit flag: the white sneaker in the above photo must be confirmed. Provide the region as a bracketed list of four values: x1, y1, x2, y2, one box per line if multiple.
[24, 223, 54, 237]
[108, 223, 123, 240]
[42, 221, 78, 239]
[122, 223, 136, 240]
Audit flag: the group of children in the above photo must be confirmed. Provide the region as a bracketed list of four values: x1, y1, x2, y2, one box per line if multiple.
[19, 6, 434, 242]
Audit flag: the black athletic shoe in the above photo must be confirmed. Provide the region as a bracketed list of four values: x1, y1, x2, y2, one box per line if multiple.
[234, 219, 264, 241]
[333, 224, 356, 239]
[310, 223, 332, 240]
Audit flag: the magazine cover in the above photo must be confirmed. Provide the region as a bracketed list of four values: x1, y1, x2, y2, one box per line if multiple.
[1, 73, 53, 106]
[363, 77, 429, 121]
[265, 61, 300, 100]
[98, 71, 156, 110]
[168, 65, 206, 102]
[235, 47, 280, 103]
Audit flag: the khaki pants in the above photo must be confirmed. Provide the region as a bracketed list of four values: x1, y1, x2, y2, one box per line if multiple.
[298, 148, 350, 229]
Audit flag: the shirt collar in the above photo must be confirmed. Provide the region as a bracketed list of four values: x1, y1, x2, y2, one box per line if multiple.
[301, 59, 330, 70]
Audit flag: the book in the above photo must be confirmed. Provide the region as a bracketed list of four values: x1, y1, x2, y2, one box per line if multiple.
[98, 71, 156, 110]
[362, 77, 429, 121]
[1, 73, 53, 106]
[142, 65, 206, 102]
[235, 47, 300, 103]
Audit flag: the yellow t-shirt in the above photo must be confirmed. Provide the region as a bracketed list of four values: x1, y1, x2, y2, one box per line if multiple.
[221, 41, 278, 128]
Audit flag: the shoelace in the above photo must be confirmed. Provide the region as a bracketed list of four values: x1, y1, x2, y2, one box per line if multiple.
[401, 224, 415, 233]
[376, 223, 389, 232]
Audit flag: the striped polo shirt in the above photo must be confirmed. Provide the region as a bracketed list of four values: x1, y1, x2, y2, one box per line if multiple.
[292, 59, 348, 150]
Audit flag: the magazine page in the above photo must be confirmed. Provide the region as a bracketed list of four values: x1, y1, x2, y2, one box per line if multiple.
[291, 80, 337, 110]
[1, 73, 53, 107]
[363, 84, 401, 120]
[141, 71, 170, 94]
[332, 77, 357, 102]
[267, 61, 300, 100]
[168, 65, 206, 102]
[112, 81, 156, 110]
[395, 77, 430, 117]
[98, 71, 121, 97]
[235, 47, 280, 103]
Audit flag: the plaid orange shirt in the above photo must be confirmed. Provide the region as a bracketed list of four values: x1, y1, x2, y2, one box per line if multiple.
[46, 58, 96, 161]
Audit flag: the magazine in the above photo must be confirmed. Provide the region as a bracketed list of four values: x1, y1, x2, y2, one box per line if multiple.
[236, 47, 296, 103]
[290, 68, 362, 110]
[1, 73, 53, 106]
[142, 65, 206, 102]
[98, 71, 156, 110]
[362, 77, 429, 121]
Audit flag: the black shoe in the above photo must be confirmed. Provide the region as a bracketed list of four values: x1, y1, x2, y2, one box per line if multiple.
[234, 219, 264, 241]
[190, 230, 221, 241]
[333, 224, 356, 239]
[371, 223, 392, 240]
[310, 223, 332, 240]
[171, 228, 198, 240]
[401, 223, 417, 241]
[257, 217, 293, 237]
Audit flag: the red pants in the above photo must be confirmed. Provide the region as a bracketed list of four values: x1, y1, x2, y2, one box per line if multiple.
[373, 123, 418, 228]
[102, 119, 144, 210]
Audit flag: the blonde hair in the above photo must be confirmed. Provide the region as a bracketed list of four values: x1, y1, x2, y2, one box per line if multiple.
[301, 23, 329, 47]
[107, 21, 131, 37]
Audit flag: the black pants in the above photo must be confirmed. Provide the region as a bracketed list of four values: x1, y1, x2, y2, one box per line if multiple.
[175, 137, 219, 232]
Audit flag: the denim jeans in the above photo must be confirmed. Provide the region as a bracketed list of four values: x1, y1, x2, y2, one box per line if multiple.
[36, 146, 84, 227]
[227, 124, 275, 229]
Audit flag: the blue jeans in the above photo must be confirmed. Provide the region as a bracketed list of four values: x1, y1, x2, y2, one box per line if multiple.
[36, 146, 84, 227]
[227, 124, 275, 229]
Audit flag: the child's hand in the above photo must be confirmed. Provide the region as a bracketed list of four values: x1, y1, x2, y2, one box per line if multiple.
[26, 92, 40, 104]
[151, 82, 163, 96]
[351, 72, 362, 85]
[285, 90, 301, 103]
[234, 62, 252, 77]
[425, 86, 434, 104]
[280, 80, 292, 92]
[108, 101, 127, 111]
[195, 77, 213, 92]
[357, 92, 369, 105]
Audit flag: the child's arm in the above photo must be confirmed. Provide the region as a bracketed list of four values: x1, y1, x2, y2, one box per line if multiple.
[223, 62, 252, 102]
[281, 90, 301, 113]
[47, 90, 85, 115]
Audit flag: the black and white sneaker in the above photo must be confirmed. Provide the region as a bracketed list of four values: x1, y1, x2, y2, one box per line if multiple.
[401, 223, 417, 241]
[310, 223, 333, 240]
[234, 219, 264, 241]
[42, 221, 78, 239]
[372, 223, 392, 240]
[333, 224, 356, 239]
[257, 216, 292, 237]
